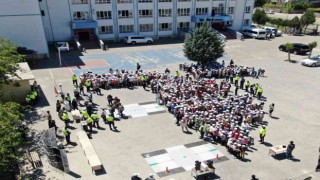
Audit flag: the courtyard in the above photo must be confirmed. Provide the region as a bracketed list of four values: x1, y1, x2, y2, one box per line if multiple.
[28, 35, 320, 180]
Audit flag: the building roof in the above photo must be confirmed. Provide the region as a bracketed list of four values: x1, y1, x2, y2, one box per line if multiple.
[11, 62, 35, 81]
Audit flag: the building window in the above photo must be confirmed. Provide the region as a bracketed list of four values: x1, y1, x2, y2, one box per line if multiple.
[96, 11, 112, 19]
[159, 0, 172, 2]
[117, 0, 132, 3]
[73, 11, 89, 20]
[139, 0, 153, 2]
[72, 0, 88, 4]
[178, 22, 190, 29]
[95, 0, 111, 3]
[140, 24, 153, 32]
[139, 9, 153, 18]
[197, 0, 209, 1]
[196, 8, 208, 15]
[212, 4, 224, 14]
[245, 6, 251, 13]
[177, 8, 190, 16]
[98, 26, 113, 34]
[243, 19, 249, 26]
[178, 0, 191, 1]
[159, 9, 172, 17]
[159, 23, 172, 31]
[41, 10, 45, 16]
[228, 7, 234, 14]
[39, 0, 42, 2]
[118, 10, 133, 18]
[119, 25, 134, 33]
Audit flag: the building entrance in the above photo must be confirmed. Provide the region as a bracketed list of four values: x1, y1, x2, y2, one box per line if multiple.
[78, 31, 90, 41]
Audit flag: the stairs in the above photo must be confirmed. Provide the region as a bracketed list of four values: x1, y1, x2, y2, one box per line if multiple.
[218, 30, 237, 40]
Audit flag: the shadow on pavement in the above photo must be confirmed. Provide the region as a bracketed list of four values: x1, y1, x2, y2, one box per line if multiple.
[263, 142, 273, 147]
[94, 166, 107, 176]
[67, 170, 82, 178]
[271, 116, 279, 119]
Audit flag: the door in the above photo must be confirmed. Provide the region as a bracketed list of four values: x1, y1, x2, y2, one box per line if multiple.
[78, 32, 90, 41]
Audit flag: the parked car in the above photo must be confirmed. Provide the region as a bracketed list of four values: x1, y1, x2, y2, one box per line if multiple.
[55, 42, 69, 51]
[264, 29, 276, 38]
[278, 43, 310, 55]
[125, 35, 153, 45]
[266, 10, 275, 14]
[263, 27, 282, 37]
[301, 55, 320, 67]
[242, 28, 266, 39]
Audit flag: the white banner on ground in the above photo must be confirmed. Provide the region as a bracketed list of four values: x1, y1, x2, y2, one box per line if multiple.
[44, 128, 57, 147]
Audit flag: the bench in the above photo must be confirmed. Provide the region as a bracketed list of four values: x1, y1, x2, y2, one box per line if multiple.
[77, 131, 102, 172]
[29, 151, 43, 168]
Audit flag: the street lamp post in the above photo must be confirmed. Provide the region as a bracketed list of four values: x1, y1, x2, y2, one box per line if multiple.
[58, 47, 62, 66]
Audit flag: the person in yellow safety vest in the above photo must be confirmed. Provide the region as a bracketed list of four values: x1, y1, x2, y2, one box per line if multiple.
[141, 75, 147, 90]
[26, 95, 31, 105]
[91, 112, 100, 128]
[234, 75, 240, 87]
[257, 86, 263, 100]
[199, 124, 205, 139]
[86, 116, 93, 132]
[82, 110, 89, 120]
[245, 81, 250, 92]
[29, 93, 36, 106]
[32, 90, 38, 102]
[62, 111, 70, 127]
[63, 127, 71, 144]
[85, 80, 91, 93]
[254, 83, 260, 95]
[72, 74, 78, 85]
[259, 125, 267, 143]
[175, 70, 180, 77]
[107, 115, 116, 130]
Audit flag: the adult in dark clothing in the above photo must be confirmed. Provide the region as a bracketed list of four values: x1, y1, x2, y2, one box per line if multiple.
[56, 100, 61, 112]
[251, 175, 259, 180]
[79, 83, 84, 95]
[49, 119, 58, 133]
[286, 141, 295, 159]
[107, 94, 113, 106]
[72, 98, 78, 110]
[137, 63, 141, 72]
[240, 77, 245, 89]
[86, 103, 93, 116]
[235, 86, 239, 96]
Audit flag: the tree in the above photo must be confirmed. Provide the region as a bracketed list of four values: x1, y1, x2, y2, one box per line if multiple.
[285, 2, 294, 14]
[300, 9, 316, 33]
[0, 102, 26, 176]
[308, 41, 317, 58]
[183, 21, 224, 64]
[252, 9, 269, 25]
[0, 37, 25, 85]
[290, 16, 301, 29]
[255, 0, 269, 8]
[284, 43, 294, 62]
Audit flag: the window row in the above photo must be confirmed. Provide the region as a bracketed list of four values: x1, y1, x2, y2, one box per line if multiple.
[98, 23, 188, 34]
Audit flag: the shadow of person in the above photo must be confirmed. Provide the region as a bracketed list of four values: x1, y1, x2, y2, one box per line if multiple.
[263, 142, 273, 147]
[271, 116, 279, 119]
[112, 128, 121, 133]
[184, 131, 193, 135]
[97, 126, 106, 130]
[69, 142, 78, 147]
[290, 157, 301, 162]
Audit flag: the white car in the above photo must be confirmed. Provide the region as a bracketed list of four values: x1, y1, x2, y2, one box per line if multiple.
[266, 10, 275, 14]
[125, 35, 153, 45]
[263, 27, 282, 37]
[301, 55, 320, 67]
[55, 42, 69, 51]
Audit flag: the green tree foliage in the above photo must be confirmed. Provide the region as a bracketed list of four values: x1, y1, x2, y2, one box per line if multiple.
[291, 1, 311, 10]
[0, 102, 25, 174]
[252, 9, 269, 25]
[308, 41, 317, 58]
[300, 9, 316, 32]
[255, 0, 269, 8]
[183, 21, 224, 64]
[0, 37, 25, 85]
[284, 43, 294, 61]
[290, 16, 301, 29]
[285, 2, 294, 14]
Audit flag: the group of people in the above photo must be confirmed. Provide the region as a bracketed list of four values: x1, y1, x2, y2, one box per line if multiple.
[26, 81, 39, 106]
[142, 63, 269, 160]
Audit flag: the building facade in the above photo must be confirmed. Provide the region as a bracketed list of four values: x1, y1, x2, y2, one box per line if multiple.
[39, 0, 254, 42]
[0, 0, 49, 57]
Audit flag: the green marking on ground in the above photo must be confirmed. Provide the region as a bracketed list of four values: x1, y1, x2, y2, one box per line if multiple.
[209, 148, 217, 152]
[149, 163, 158, 166]
[183, 156, 187, 158]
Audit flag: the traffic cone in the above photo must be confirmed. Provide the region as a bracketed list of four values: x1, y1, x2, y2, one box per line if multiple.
[54, 86, 58, 95]
[216, 154, 220, 160]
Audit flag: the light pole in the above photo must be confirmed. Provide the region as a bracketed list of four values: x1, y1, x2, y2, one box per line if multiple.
[58, 47, 62, 66]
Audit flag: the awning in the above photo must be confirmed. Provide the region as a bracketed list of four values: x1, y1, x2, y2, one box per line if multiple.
[191, 14, 232, 23]
[72, 21, 97, 29]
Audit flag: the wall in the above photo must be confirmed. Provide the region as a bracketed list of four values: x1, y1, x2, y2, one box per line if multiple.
[1, 80, 32, 103]
[0, 0, 49, 57]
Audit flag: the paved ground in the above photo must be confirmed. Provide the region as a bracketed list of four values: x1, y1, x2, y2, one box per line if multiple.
[26, 34, 320, 180]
